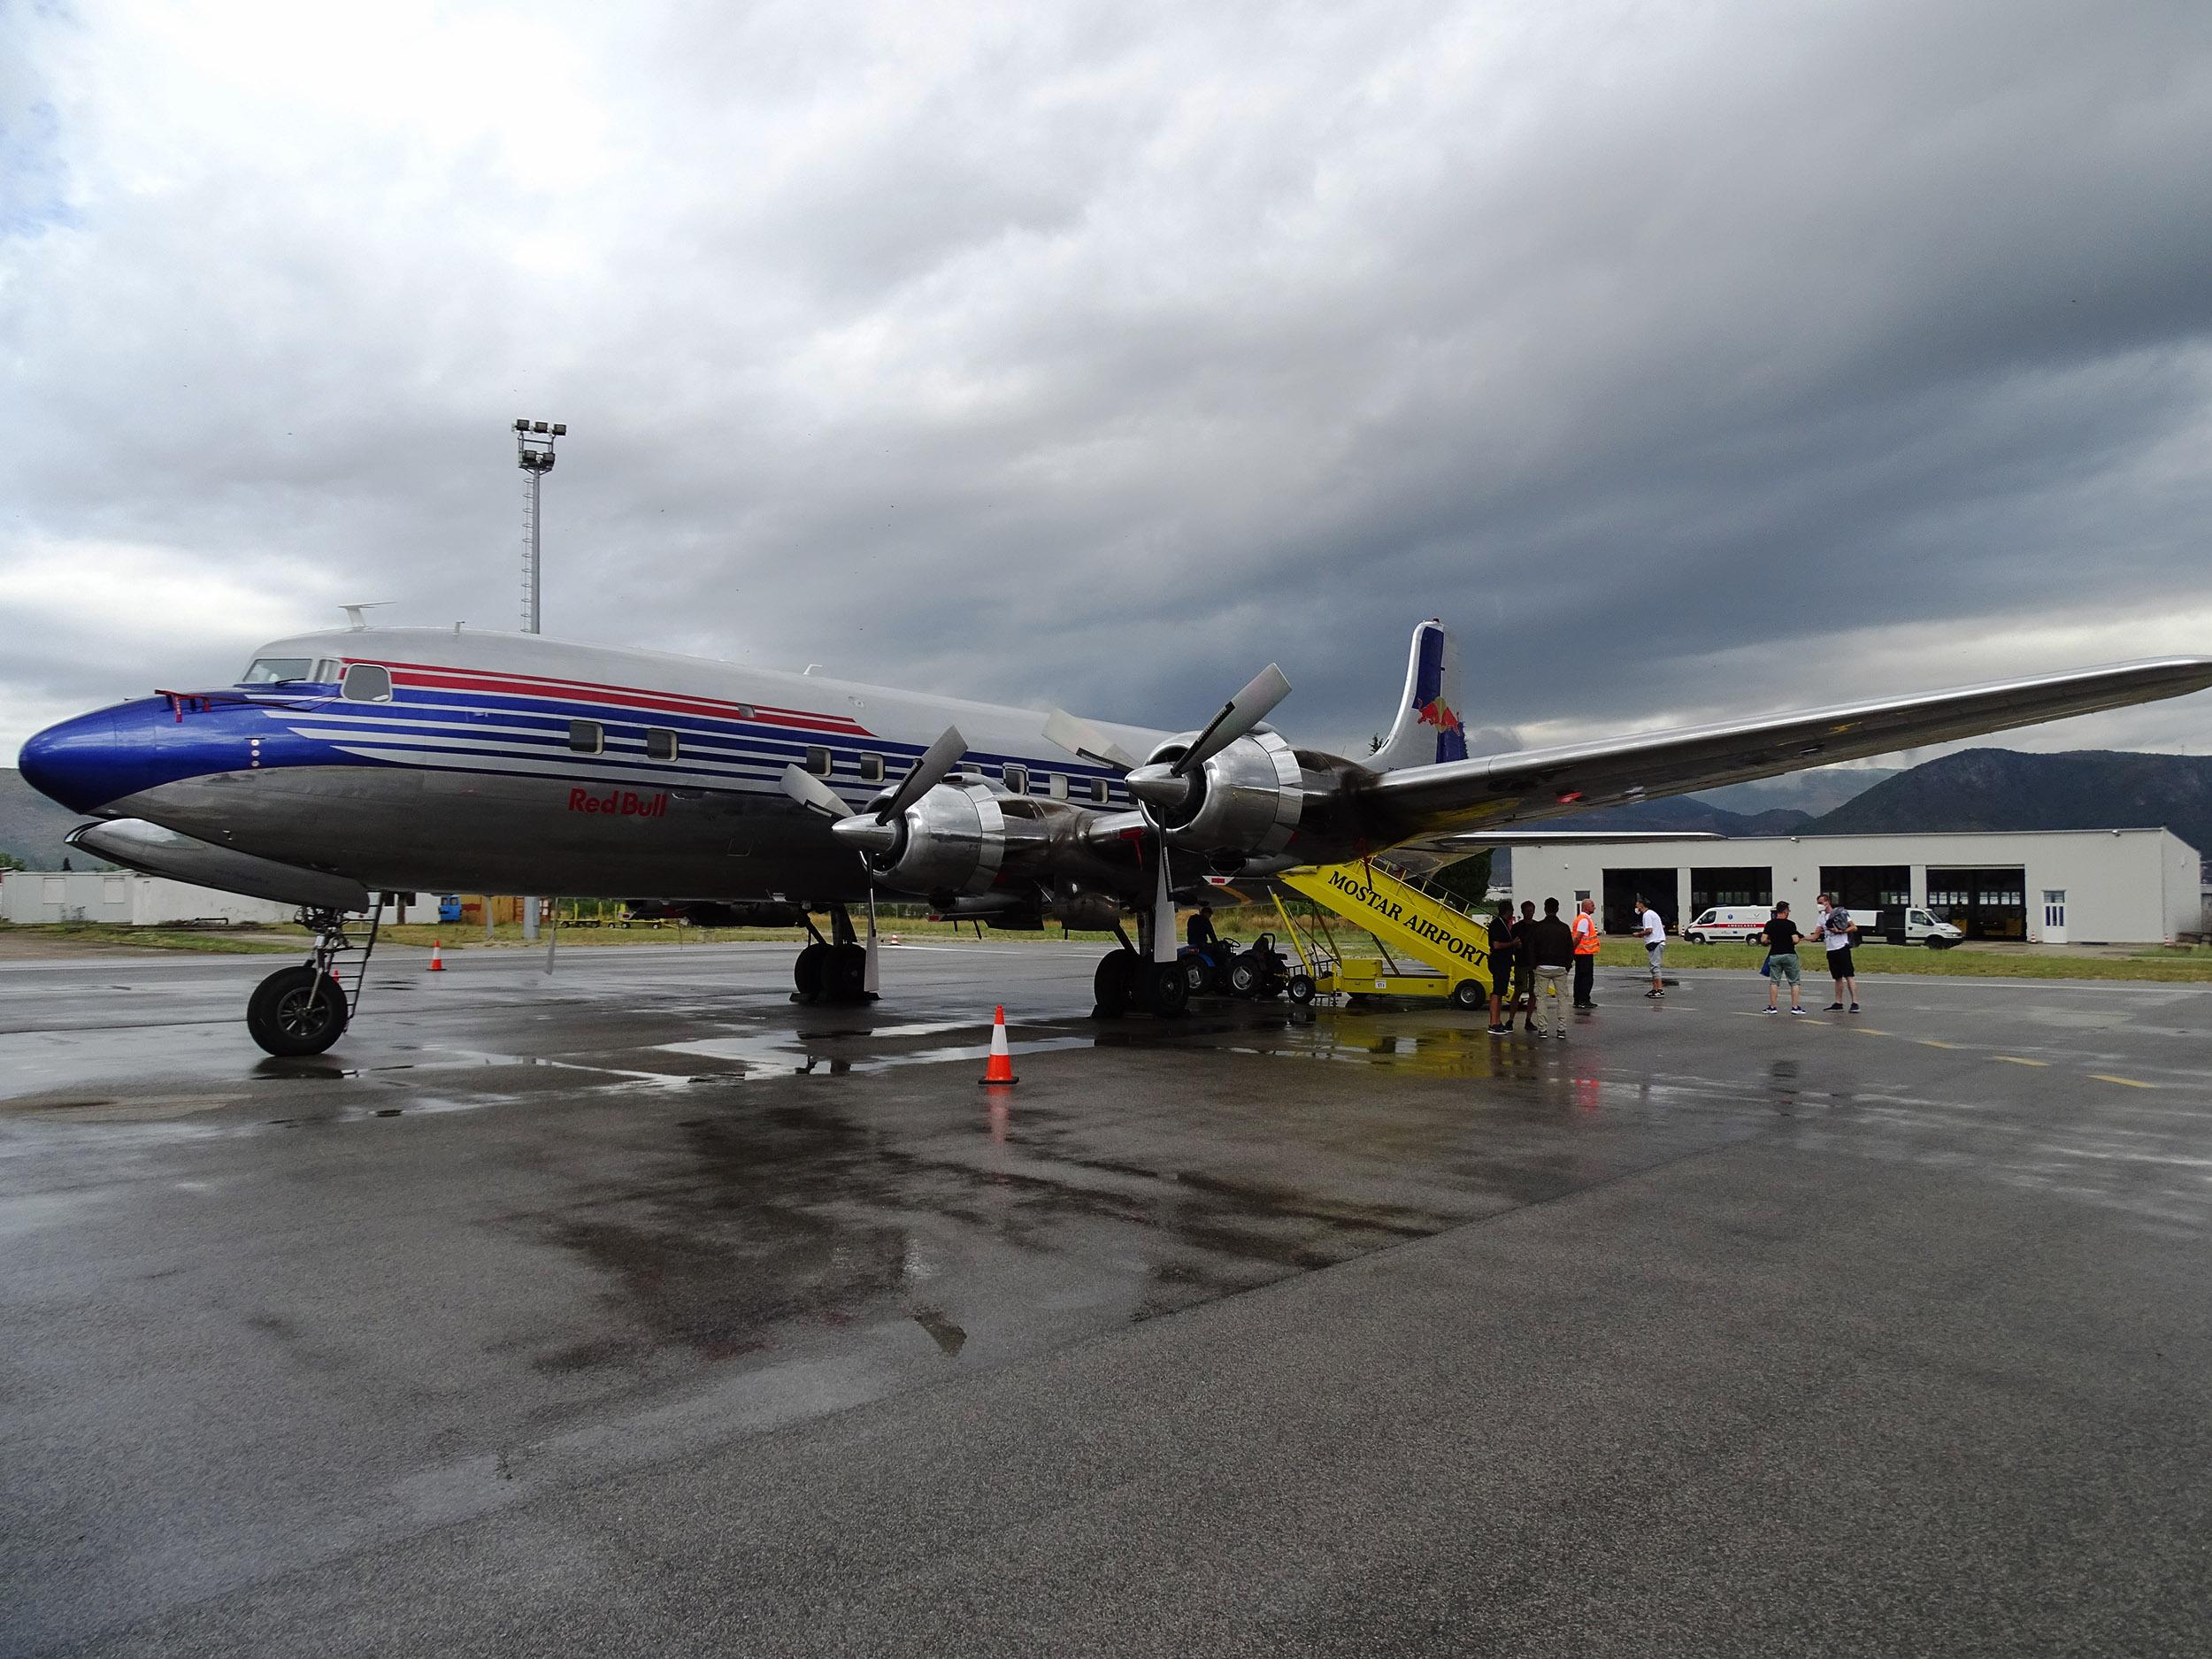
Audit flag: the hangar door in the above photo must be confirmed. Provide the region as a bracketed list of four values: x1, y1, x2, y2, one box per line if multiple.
[1926, 866, 2026, 941]
[1690, 867, 1772, 914]
[1602, 868, 1677, 936]
[1817, 865, 1911, 911]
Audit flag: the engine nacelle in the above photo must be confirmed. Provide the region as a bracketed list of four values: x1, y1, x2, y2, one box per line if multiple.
[1136, 729, 1302, 856]
[852, 780, 1040, 899]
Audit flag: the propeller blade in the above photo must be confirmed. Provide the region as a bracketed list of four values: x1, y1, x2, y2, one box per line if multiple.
[780, 763, 849, 818]
[1173, 664, 1291, 777]
[1043, 708, 1139, 773]
[877, 726, 969, 822]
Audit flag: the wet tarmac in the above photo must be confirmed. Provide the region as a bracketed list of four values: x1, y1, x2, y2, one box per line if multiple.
[4, 942, 2211, 1656]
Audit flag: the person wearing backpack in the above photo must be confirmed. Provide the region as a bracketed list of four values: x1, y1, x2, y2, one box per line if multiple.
[1818, 902, 1862, 1011]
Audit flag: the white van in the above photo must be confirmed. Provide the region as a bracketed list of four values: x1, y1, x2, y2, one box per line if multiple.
[1682, 904, 1772, 943]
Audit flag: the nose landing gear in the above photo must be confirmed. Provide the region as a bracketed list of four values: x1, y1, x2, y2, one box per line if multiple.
[246, 901, 383, 1056]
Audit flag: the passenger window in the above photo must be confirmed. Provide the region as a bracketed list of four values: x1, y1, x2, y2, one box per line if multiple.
[858, 754, 885, 784]
[1048, 774, 1068, 801]
[805, 747, 832, 777]
[341, 663, 393, 703]
[1002, 764, 1028, 795]
[645, 727, 679, 761]
[1089, 779, 1110, 804]
[735, 703, 757, 719]
[569, 720, 603, 754]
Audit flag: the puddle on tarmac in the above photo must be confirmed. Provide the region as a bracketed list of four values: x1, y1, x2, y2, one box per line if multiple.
[659, 1031, 1090, 1079]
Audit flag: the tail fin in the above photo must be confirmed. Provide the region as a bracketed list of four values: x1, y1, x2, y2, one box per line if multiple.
[1369, 618, 1467, 771]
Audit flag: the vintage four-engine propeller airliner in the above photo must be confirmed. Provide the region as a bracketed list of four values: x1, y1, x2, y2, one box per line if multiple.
[17, 617, 2212, 1055]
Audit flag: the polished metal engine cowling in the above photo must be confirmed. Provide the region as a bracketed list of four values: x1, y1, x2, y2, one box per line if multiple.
[1141, 729, 1302, 856]
[864, 780, 1014, 897]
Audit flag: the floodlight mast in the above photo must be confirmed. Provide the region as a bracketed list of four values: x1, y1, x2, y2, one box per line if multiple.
[513, 418, 564, 634]
[511, 418, 565, 942]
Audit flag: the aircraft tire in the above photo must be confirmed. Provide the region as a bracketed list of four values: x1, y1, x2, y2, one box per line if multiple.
[793, 941, 830, 1002]
[1146, 958, 1189, 1017]
[1093, 949, 1137, 1017]
[827, 942, 869, 1002]
[247, 966, 349, 1056]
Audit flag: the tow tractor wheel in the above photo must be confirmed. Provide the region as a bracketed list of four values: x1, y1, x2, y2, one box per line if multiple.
[1093, 949, 1137, 1017]
[793, 941, 831, 1002]
[1146, 958, 1190, 1017]
[1183, 957, 1210, 995]
[1227, 955, 1262, 997]
[827, 942, 869, 1002]
[247, 966, 349, 1057]
[1285, 972, 1315, 1004]
[1450, 979, 1484, 1009]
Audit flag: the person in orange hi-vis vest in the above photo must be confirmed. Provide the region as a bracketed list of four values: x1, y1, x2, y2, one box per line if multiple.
[1571, 897, 1601, 1010]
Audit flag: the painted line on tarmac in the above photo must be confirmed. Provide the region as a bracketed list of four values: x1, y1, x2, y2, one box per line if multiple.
[2087, 1073, 2160, 1088]
[1991, 1055, 2050, 1067]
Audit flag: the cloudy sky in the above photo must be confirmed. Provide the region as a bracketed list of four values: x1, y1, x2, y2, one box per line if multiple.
[5, 0, 2210, 772]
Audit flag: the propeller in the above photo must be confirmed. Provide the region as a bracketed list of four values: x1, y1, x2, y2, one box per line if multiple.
[1175, 664, 1291, 778]
[1124, 663, 1291, 815]
[872, 725, 968, 822]
[1043, 708, 1140, 773]
[780, 763, 849, 819]
[781, 726, 969, 859]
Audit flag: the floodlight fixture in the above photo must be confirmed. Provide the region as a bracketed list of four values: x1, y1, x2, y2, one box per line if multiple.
[533, 420, 549, 433]
[551, 423, 566, 435]
[513, 418, 528, 431]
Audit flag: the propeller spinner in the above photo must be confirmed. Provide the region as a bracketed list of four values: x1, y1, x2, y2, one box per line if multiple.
[1125, 664, 1291, 815]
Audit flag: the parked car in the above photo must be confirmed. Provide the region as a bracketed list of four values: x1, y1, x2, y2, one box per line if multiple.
[1682, 904, 1772, 944]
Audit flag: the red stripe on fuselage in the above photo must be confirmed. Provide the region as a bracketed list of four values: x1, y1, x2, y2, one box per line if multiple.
[347, 658, 872, 734]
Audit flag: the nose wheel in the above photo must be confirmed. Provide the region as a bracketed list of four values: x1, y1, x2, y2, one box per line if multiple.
[247, 902, 382, 1056]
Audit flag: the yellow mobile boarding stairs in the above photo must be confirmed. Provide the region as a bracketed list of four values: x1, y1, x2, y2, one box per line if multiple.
[1270, 858, 1495, 1010]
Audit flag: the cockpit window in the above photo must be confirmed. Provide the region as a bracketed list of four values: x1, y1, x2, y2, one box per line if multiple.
[242, 657, 316, 684]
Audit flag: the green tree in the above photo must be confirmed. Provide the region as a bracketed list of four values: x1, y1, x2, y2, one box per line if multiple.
[1431, 849, 1492, 906]
[0, 850, 26, 872]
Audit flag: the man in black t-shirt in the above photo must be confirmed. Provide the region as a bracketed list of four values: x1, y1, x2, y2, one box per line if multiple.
[1512, 901, 1539, 1031]
[1486, 902, 1517, 1035]
[1761, 901, 1805, 1014]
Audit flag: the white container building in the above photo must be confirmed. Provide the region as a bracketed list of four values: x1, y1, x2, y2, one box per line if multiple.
[0, 872, 446, 928]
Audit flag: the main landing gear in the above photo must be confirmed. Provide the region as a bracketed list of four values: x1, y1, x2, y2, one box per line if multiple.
[247, 902, 383, 1056]
[1092, 918, 1188, 1018]
[792, 903, 878, 1006]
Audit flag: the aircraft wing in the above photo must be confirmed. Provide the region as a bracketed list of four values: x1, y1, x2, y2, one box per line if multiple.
[1356, 657, 2212, 844]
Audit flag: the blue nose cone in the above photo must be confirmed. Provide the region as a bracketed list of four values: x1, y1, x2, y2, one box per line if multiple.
[18, 708, 125, 814]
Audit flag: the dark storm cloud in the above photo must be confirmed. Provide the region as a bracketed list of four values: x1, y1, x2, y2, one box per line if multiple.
[4, 0, 2210, 764]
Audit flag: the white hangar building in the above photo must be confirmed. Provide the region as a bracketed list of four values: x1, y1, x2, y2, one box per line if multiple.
[1505, 827, 2202, 945]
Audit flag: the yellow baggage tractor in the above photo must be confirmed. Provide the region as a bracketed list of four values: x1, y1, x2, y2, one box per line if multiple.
[1271, 857, 1495, 1010]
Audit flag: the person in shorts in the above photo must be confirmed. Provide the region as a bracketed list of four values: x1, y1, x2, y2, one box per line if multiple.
[1818, 902, 1861, 1011]
[1761, 901, 1805, 1014]
[1634, 897, 1667, 998]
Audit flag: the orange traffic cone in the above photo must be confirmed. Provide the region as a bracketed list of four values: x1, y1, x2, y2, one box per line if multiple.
[427, 939, 446, 972]
[978, 1004, 1018, 1086]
